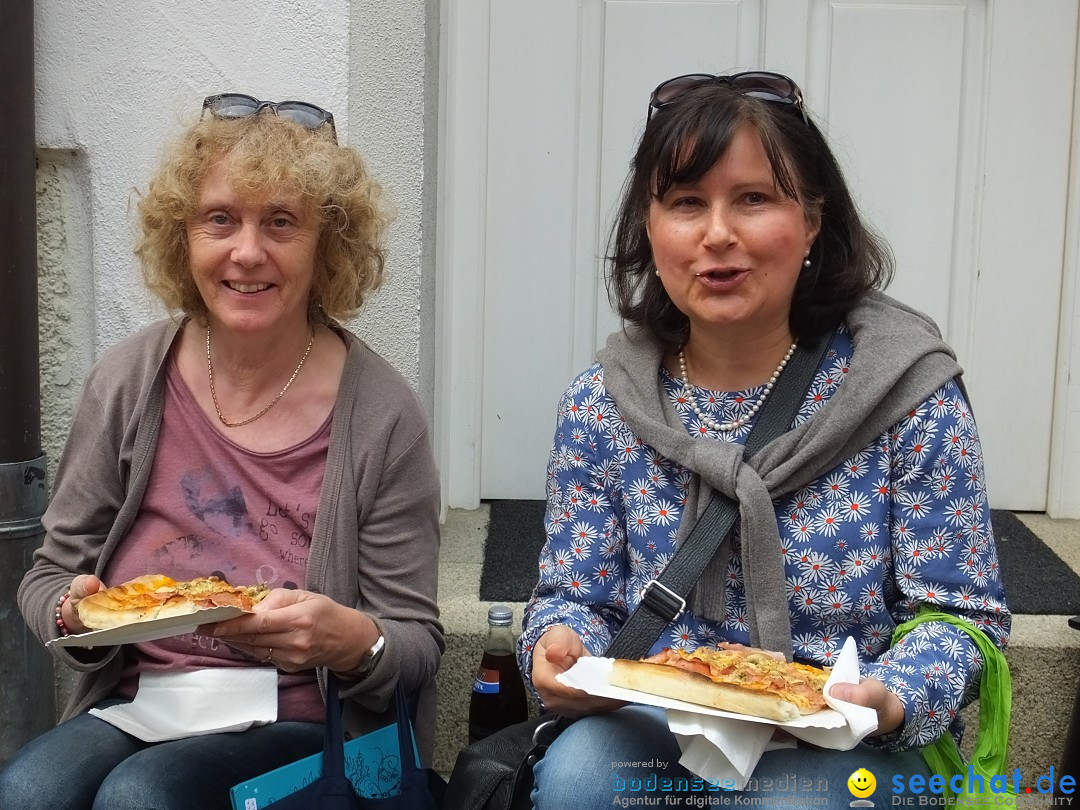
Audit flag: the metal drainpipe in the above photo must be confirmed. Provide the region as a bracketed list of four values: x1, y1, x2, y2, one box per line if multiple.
[0, 0, 57, 766]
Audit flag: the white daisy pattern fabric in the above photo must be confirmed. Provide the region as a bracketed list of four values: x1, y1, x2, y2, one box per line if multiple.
[518, 326, 1010, 752]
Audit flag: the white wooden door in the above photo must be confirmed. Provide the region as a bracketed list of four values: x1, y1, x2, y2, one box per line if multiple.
[438, 0, 1077, 510]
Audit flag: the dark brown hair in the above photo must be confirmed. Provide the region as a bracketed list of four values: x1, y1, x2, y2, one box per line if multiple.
[607, 82, 892, 346]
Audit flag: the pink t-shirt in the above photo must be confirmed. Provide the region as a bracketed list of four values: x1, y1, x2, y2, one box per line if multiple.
[105, 354, 330, 722]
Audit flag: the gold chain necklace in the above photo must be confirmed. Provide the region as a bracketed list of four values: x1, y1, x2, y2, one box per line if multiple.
[206, 325, 315, 428]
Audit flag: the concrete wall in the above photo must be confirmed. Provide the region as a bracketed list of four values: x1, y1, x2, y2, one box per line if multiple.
[347, 1, 440, 420]
[34, 0, 437, 424]
[36, 151, 95, 489]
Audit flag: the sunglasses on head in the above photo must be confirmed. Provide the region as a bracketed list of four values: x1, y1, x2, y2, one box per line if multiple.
[647, 71, 808, 125]
[202, 93, 338, 142]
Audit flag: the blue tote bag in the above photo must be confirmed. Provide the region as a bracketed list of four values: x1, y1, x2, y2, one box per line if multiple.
[250, 672, 444, 809]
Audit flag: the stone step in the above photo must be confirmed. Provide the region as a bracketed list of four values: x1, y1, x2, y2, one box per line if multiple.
[435, 611, 1080, 781]
[434, 507, 1080, 782]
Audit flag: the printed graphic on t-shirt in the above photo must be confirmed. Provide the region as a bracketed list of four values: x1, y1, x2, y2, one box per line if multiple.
[99, 358, 330, 718]
[260, 498, 313, 583]
[181, 467, 257, 539]
[127, 461, 314, 591]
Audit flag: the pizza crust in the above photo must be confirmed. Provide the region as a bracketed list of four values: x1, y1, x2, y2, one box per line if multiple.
[78, 596, 203, 630]
[76, 574, 267, 631]
[609, 659, 802, 722]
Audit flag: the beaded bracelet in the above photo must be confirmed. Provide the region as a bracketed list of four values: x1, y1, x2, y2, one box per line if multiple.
[55, 591, 71, 636]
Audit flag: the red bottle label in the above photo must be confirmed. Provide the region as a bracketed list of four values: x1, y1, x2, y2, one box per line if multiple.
[473, 666, 500, 694]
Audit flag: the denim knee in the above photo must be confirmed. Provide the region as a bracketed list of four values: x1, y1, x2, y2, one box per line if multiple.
[532, 706, 685, 809]
[0, 761, 80, 810]
[92, 721, 324, 810]
[93, 759, 174, 810]
[533, 718, 614, 808]
[531, 707, 935, 810]
[0, 708, 140, 810]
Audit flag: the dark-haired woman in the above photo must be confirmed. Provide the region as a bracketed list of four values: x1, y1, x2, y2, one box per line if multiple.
[517, 73, 1009, 809]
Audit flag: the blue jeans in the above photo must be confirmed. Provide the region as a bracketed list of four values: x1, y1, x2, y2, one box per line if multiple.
[532, 705, 932, 810]
[0, 701, 323, 810]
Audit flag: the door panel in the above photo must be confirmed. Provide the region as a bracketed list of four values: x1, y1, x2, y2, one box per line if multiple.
[967, 0, 1075, 509]
[479, 1, 583, 497]
[595, 0, 764, 346]
[816, 3, 973, 328]
[445, 0, 1073, 509]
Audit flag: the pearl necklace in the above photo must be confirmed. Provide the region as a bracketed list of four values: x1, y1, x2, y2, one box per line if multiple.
[677, 341, 797, 432]
[207, 325, 315, 428]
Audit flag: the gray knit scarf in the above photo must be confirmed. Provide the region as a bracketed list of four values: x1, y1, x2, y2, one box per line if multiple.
[597, 291, 962, 659]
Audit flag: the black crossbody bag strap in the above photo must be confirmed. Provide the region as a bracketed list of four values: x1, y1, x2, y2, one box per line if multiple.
[603, 331, 831, 661]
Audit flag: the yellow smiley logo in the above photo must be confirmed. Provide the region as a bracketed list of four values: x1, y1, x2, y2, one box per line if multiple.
[848, 768, 876, 798]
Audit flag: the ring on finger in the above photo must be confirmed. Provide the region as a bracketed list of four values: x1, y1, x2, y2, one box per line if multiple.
[264, 647, 274, 664]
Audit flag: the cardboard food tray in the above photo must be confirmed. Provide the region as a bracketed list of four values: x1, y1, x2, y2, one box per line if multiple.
[556, 657, 846, 730]
[46, 606, 245, 648]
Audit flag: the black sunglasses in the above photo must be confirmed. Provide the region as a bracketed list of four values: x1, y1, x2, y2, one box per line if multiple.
[648, 71, 808, 125]
[202, 93, 337, 142]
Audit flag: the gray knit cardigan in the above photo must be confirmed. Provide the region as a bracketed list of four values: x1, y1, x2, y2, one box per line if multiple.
[18, 319, 445, 761]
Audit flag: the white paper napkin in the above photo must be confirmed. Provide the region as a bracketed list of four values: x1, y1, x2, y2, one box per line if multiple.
[89, 668, 279, 742]
[557, 636, 878, 789]
[668, 709, 777, 788]
[787, 637, 879, 750]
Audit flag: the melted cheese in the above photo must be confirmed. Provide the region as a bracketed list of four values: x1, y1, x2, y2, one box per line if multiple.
[646, 646, 829, 711]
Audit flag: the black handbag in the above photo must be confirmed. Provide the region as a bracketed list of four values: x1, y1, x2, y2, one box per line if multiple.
[271, 672, 446, 809]
[440, 714, 568, 810]
[441, 336, 830, 810]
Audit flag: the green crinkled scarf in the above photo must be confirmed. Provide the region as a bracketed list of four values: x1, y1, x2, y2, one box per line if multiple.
[892, 609, 1015, 805]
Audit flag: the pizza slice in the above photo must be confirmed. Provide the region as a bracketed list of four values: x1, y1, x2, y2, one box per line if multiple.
[77, 574, 269, 631]
[609, 644, 830, 722]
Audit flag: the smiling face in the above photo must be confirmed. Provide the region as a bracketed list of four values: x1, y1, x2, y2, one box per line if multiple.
[646, 123, 819, 344]
[185, 157, 320, 338]
[847, 768, 877, 798]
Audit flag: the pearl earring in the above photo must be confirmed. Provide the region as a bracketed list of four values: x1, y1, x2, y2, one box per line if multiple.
[803, 257, 811, 268]
[655, 269, 661, 276]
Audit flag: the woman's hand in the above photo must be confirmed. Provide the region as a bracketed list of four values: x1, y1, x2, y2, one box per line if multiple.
[62, 575, 105, 635]
[828, 677, 905, 736]
[199, 589, 380, 674]
[531, 625, 625, 717]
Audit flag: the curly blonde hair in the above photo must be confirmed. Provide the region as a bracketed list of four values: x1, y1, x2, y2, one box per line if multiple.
[136, 112, 387, 322]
